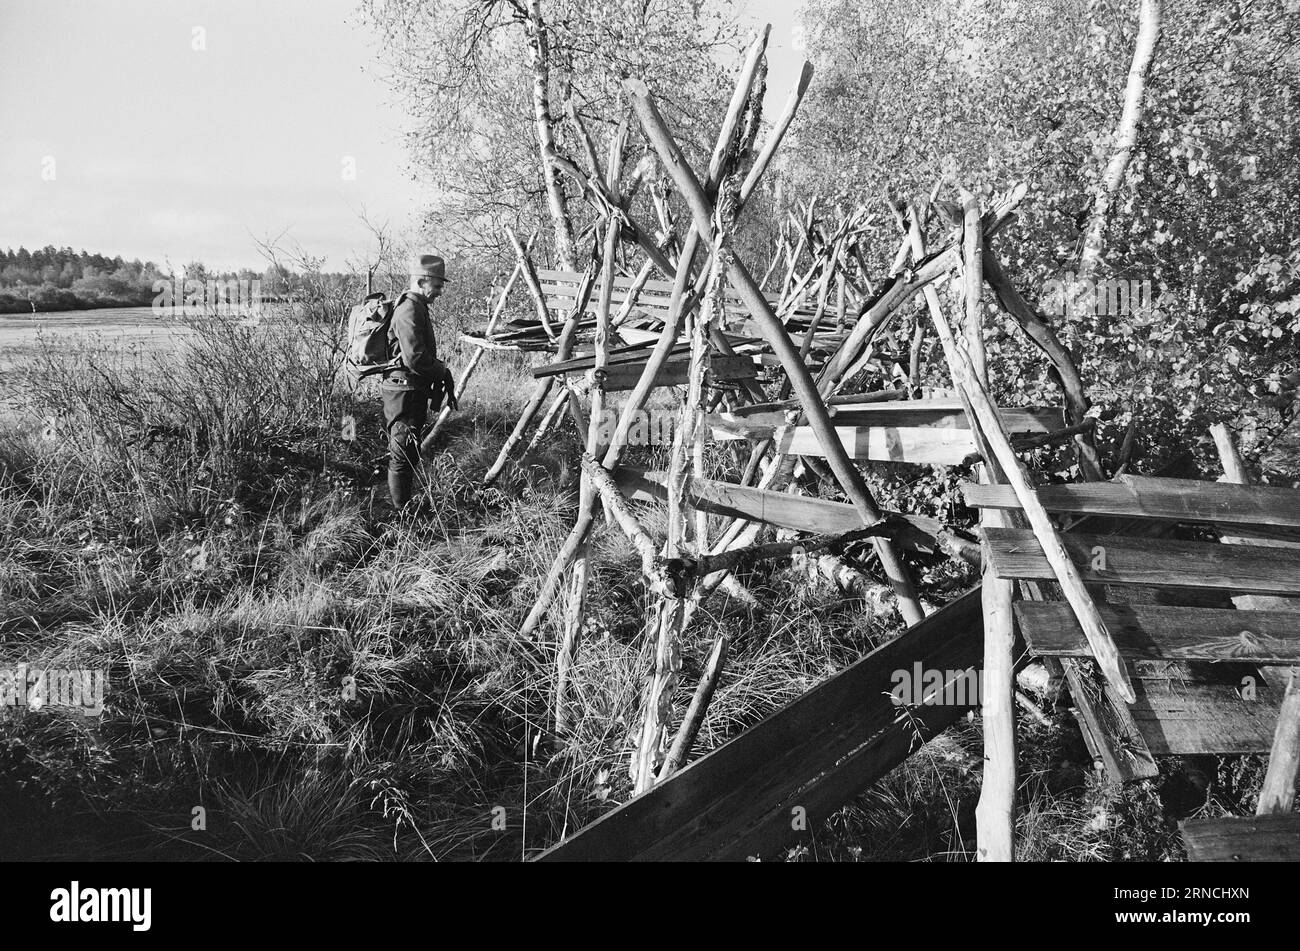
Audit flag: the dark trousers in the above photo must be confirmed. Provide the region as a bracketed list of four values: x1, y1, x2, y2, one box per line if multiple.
[381, 386, 429, 507]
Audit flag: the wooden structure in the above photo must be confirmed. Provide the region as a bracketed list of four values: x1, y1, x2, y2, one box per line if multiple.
[455, 30, 1300, 861]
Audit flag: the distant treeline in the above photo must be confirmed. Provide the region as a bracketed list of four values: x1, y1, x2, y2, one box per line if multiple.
[0, 247, 264, 314]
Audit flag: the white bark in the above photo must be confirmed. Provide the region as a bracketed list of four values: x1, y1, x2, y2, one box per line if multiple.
[525, 0, 577, 270]
[1077, 0, 1162, 281]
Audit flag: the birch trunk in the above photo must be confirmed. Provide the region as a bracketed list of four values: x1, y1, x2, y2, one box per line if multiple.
[525, 0, 576, 270]
[1077, 0, 1162, 282]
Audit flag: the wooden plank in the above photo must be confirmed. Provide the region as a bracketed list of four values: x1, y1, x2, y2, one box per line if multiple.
[535, 589, 984, 861]
[1130, 660, 1281, 754]
[614, 467, 977, 563]
[715, 400, 1059, 433]
[533, 340, 678, 377]
[602, 354, 756, 392]
[541, 289, 786, 320]
[1016, 602, 1300, 663]
[963, 478, 1300, 532]
[766, 424, 979, 465]
[1181, 814, 1300, 862]
[985, 529, 1300, 596]
[536, 269, 819, 316]
[1058, 658, 1160, 781]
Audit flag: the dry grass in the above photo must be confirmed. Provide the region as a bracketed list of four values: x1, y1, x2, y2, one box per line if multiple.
[0, 311, 1234, 862]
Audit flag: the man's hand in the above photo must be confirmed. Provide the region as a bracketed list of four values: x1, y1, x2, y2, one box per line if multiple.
[442, 367, 459, 411]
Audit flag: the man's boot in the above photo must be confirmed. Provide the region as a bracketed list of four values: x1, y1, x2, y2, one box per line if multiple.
[387, 469, 413, 509]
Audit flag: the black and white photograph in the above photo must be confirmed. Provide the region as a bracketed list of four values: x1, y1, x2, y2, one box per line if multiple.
[0, 0, 1297, 918]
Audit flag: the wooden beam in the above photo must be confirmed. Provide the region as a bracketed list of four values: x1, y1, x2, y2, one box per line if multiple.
[1016, 602, 1300, 663]
[614, 467, 980, 565]
[1181, 814, 1300, 862]
[986, 528, 1300, 595]
[535, 589, 984, 861]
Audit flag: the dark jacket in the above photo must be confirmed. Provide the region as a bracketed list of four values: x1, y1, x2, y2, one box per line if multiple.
[384, 291, 443, 391]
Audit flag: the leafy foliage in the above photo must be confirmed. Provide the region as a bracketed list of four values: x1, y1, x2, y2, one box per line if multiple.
[789, 0, 1300, 474]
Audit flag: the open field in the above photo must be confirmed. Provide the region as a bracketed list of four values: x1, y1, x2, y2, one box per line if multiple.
[0, 308, 194, 382]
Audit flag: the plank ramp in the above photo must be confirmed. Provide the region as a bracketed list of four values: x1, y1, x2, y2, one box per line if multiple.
[1180, 814, 1300, 862]
[535, 589, 983, 861]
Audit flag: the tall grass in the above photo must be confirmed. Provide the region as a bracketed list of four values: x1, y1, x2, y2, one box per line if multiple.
[0, 310, 1227, 862]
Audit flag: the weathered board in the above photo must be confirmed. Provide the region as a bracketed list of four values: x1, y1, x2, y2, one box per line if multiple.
[713, 400, 1059, 434]
[601, 354, 757, 392]
[763, 424, 979, 465]
[1180, 814, 1300, 862]
[984, 529, 1300, 596]
[1057, 657, 1160, 781]
[536, 268, 822, 320]
[1128, 660, 1281, 754]
[1015, 602, 1300, 664]
[533, 340, 684, 377]
[706, 401, 1062, 465]
[963, 477, 1300, 532]
[534, 589, 984, 861]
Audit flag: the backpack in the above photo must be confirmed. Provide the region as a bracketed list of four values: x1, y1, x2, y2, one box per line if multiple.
[346, 292, 396, 372]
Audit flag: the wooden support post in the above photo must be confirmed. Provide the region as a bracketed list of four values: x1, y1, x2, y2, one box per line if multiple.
[484, 261, 599, 485]
[1211, 422, 1251, 485]
[657, 634, 728, 782]
[960, 190, 987, 388]
[633, 213, 727, 793]
[556, 126, 628, 737]
[626, 77, 926, 626]
[977, 502, 1016, 861]
[1259, 670, 1300, 815]
[963, 190, 1013, 859]
[522, 384, 572, 458]
[520, 31, 784, 637]
[579, 454, 660, 578]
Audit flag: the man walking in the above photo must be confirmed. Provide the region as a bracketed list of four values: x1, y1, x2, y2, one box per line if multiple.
[381, 254, 457, 508]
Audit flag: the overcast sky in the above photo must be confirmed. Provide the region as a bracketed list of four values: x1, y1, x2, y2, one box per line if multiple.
[0, 0, 800, 272]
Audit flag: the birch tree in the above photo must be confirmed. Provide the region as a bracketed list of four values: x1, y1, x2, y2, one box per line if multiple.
[361, 0, 738, 266]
